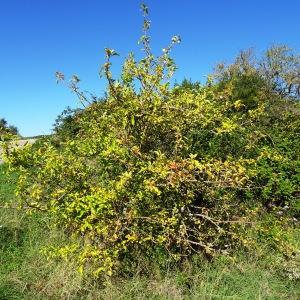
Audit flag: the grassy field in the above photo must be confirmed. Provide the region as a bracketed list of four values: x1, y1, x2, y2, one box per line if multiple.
[0, 163, 299, 299]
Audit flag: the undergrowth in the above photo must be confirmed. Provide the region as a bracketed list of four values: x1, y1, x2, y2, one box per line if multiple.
[1, 164, 300, 299]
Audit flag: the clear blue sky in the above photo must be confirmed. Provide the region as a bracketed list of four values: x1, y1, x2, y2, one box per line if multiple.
[1, 0, 299, 136]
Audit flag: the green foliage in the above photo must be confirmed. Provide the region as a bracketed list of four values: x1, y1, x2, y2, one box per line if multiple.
[5, 4, 300, 278]
[0, 164, 79, 299]
[52, 106, 83, 141]
[262, 45, 300, 99]
[0, 163, 299, 299]
[215, 45, 300, 100]
[0, 118, 19, 141]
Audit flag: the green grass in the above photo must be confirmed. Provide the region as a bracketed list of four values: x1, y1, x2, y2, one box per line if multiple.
[0, 164, 299, 299]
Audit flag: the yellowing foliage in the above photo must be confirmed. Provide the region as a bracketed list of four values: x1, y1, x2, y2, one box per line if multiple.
[5, 4, 300, 277]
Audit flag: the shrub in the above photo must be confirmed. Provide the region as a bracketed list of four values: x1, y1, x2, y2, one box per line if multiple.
[52, 107, 83, 141]
[6, 4, 300, 277]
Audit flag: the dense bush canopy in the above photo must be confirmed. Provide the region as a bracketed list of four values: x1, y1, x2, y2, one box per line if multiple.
[5, 5, 300, 277]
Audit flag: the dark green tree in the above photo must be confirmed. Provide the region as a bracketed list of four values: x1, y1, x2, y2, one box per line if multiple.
[0, 118, 19, 137]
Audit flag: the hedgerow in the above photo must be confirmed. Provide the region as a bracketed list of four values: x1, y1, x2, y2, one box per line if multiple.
[5, 4, 300, 277]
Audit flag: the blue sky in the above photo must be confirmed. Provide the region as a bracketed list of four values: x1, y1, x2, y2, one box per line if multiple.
[1, 0, 299, 136]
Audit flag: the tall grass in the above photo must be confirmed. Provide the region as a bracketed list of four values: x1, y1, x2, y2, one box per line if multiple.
[0, 163, 299, 299]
